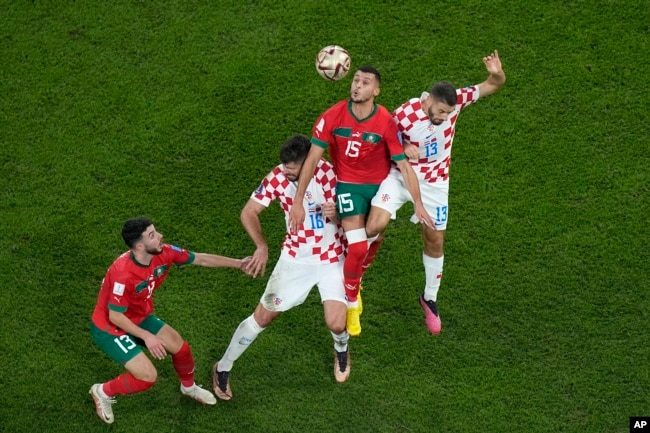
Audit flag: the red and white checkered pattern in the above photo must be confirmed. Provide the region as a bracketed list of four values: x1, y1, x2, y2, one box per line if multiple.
[252, 159, 345, 264]
[393, 86, 479, 184]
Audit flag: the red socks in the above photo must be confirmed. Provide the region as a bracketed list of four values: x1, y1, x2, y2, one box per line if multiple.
[103, 373, 155, 397]
[362, 236, 383, 277]
[344, 241, 368, 302]
[102, 341, 195, 397]
[172, 341, 195, 388]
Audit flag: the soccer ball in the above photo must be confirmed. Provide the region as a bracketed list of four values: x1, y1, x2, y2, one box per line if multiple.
[315, 45, 351, 81]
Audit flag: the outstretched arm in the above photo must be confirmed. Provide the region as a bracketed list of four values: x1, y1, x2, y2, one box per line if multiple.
[192, 252, 252, 274]
[477, 50, 506, 97]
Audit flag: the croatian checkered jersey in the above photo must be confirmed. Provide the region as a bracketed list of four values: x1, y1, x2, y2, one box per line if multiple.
[251, 158, 345, 264]
[392, 86, 480, 184]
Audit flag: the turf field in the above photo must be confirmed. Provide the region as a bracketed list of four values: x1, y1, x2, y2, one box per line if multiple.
[1, 1, 648, 432]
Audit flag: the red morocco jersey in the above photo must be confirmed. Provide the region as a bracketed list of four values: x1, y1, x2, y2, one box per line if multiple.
[91, 244, 195, 335]
[251, 158, 345, 264]
[393, 86, 479, 184]
[311, 100, 406, 184]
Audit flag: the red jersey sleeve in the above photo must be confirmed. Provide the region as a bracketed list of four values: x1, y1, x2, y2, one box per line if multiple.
[104, 266, 131, 314]
[165, 244, 195, 265]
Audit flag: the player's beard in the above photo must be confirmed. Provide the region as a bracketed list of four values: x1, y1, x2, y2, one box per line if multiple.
[427, 107, 446, 125]
[351, 94, 369, 104]
[427, 112, 444, 125]
[350, 88, 373, 104]
[145, 244, 163, 255]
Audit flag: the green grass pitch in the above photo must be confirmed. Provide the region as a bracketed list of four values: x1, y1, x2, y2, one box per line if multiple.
[1, 1, 648, 432]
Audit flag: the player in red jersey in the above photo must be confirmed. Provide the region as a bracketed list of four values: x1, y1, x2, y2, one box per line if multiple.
[89, 217, 251, 424]
[365, 51, 506, 334]
[288, 65, 434, 336]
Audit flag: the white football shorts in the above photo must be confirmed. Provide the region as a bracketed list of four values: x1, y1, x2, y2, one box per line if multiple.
[260, 257, 346, 312]
[371, 174, 450, 230]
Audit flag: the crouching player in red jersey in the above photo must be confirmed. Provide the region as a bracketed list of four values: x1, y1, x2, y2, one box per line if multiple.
[89, 217, 251, 424]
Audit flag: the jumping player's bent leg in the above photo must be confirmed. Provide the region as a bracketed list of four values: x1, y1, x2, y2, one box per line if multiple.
[365, 176, 408, 280]
[344, 228, 367, 303]
[363, 205, 394, 280]
[336, 182, 380, 336]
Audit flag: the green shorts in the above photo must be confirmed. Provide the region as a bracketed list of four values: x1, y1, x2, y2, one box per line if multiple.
[90, 315, 166, 366]
[336, 182, 380, 218]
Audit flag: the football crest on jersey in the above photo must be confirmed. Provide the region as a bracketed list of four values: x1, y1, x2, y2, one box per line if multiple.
[153, 265, 168, 277]
[254, 183, 264, 196]
[380, 193, 391, 203]
[305, 191, 315, 206]
[363, 132, 381, 144]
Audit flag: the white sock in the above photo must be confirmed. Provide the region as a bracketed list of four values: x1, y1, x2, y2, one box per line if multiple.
[423, 254, 444, 302]
[218, 314, 264, 371]
[331, 330, 349, 353]
[347, 300, 359, 308]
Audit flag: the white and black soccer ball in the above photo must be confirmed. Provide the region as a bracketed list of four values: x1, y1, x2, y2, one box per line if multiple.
[315, 45, 351, 81]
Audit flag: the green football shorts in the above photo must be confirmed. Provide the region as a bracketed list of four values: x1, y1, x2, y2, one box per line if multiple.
[336, 182, 380, 218]
[90, 315, 166, 366]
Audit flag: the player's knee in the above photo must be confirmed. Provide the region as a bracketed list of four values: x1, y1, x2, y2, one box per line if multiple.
[135, 364, 158, 383]
[366, 207, 390, 237]
[424, 230, 444, 255]
[158, 325, 184, 353]
[254, 304, 278, 327]
[424, 240, 444, 257]
[325, 313, 346, 334]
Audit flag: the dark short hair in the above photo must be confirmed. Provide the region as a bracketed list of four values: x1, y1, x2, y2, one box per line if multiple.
[357, 65, 381, 86]
[430, 81, 457, 106]
[122, 217, 153, 248]
[279, 134, 311, 165]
